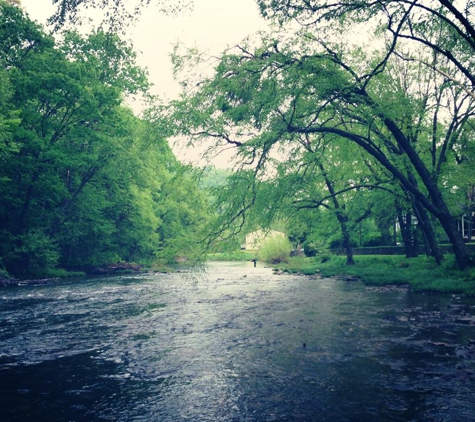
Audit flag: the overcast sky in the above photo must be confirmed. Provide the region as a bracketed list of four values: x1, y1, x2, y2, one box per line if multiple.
[21, 0, 269, 100]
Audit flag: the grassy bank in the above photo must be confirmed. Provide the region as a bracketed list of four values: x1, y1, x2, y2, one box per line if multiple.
[275, 254, 475, 296]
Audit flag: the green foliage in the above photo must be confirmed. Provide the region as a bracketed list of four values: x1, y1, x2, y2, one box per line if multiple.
[4, 230, 60, 275]
[0, 5, 209, 276]
[59, 30, 150, 95]
[278, 254, 475, 295]
[30, 268, 86, 279]
[258, 235, 292, 264]
[166, 3, 475, 268]
[198, 166, 232, 190]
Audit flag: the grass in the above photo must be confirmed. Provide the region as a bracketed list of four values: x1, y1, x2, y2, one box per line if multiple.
[275, 254, 475, 296]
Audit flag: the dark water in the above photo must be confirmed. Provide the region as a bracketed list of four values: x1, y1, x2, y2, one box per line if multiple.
[1, 261, 475, 421]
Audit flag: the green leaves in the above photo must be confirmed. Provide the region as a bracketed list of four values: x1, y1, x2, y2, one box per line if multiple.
[60, 31, 150, 95]
[165, 1, 475, 268]
[0, 5, 208, 275]
[0, 1, 53, 66]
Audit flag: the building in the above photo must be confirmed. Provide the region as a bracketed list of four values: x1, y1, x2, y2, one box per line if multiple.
[457, 212, 475, 241]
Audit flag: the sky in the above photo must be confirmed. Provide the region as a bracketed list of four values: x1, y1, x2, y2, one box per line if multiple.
[21, 0, 270, 167]
[21, 0, 268, 100]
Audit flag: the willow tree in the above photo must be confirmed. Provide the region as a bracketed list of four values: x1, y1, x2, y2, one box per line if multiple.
[252, 1, 475, 268]
[164, 14, 475, 268]
[270, 134, 391, 266]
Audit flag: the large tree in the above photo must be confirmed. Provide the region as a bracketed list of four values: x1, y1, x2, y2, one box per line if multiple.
[164, 17, 473, 268]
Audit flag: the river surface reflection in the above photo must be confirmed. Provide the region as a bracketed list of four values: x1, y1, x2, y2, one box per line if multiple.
[1, 261, 475, 421]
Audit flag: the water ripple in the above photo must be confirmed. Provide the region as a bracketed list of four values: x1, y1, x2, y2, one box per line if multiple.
[1, 261, 475, 421]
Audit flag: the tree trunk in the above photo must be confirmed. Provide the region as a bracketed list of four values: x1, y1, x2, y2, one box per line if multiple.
[398, 211, 417, 258]
[376, 217, 392, 246]
[382, 118, 472, 269]
[316, 160, 355, 265]
[15, 183, 35, 236]
[337, 213, 355, 265]
[468, 213, 473, 242]
[438, 210, 472, 269]
[413, 201, 444, 265]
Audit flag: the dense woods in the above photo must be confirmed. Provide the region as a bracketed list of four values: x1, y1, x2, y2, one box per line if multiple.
[0, 1, 208, 277]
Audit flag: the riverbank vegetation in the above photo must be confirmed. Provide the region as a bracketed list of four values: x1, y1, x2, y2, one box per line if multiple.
[3, 1, 475, 283]
[205, 248, 475, 296]
[257, 236, 292, 264]
[0, 1, 209, 279]
[275, 255, 475, 296]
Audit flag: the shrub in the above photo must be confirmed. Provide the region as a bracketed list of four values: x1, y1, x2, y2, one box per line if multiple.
[258, 235, 292, 264]
[4, 230, 60, 276]
[303, 240, 318, 257]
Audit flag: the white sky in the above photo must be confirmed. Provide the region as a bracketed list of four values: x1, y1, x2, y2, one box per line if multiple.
[21, 0, 269, 100]
[21, 0, 269, 167]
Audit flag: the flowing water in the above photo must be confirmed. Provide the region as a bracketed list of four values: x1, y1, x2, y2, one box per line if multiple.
[1, 261, 475, 421]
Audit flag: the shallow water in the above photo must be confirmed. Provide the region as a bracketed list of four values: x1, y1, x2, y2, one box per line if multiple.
[1, 261, 475, 421]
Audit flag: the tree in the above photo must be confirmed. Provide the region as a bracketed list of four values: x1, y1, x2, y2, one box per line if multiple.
[254, 0, 475, 267]
[165, 23, 473, 268]
[256, 0, 475, 91]
[274, 135, 368, 265]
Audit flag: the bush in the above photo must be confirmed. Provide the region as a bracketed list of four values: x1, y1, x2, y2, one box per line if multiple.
[4, 230, 60, 276]
[258, 235, 292, 264]
[303, 238, 330, 257]
[303, 240, 318, 257]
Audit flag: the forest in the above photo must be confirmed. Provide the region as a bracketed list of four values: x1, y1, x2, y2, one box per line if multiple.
[0, 0, 209, 277]
[1, 0, 475, 278]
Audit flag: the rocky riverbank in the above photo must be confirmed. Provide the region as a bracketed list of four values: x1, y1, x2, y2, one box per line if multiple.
[0, 274, 56, 287]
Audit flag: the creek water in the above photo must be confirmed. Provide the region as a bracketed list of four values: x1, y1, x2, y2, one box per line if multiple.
[1, 261, 475, 421]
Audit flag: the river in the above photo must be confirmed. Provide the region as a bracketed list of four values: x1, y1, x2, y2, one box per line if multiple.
[1, 261, 474, 421]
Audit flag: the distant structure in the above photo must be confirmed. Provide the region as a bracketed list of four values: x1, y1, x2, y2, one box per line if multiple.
[457, 212, 475, 241]
[243, 229, 286, 250]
